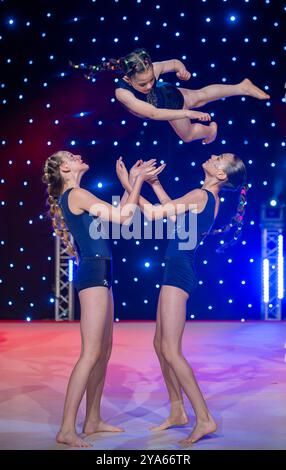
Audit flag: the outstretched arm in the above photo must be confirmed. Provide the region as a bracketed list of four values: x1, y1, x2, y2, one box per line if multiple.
[115, 89, 210, 122]
[69, 158, 163, 225]
[69, 180, 144, 225]
[147, 179, 172, 204]
[129, 162, 176, 221]
[118, 160, 152, 209]
[147, 178, 177, 223]
[129, 159, 172, 205]
[122, 177, 207, 221]
[119, 190, 130, 208]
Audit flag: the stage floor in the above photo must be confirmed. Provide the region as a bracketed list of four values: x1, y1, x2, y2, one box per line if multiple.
[0, 320, 285, 450]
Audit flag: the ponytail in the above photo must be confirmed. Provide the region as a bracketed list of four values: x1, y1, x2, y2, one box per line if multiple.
[69, 58, 124, 80]
[209, 183, 250, 253]
[69, 47, 152, 80]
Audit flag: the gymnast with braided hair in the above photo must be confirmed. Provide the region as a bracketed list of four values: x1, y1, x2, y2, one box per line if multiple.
[42, 151, 164, 447]
[70, 47, 269, 145]
[117, 152, 249, 446]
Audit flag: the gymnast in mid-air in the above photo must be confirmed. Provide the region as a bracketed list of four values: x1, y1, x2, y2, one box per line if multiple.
[70, 47, 270, 145]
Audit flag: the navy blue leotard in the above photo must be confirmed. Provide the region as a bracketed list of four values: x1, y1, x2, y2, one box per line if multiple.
[59, 188, 113, 292]
[116, 77, 184, 110]
[162, 189, 216, 295]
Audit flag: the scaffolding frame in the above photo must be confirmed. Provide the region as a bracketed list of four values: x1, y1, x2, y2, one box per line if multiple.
[54, 235, 74, 321]
[260, 204, 285, 320]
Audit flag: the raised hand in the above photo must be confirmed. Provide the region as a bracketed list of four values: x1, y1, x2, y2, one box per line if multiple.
[116, 156, 129, 186]
[137, 163, 166, 182]
[130, 159, 156, 180]
[129, 159, 143, 181]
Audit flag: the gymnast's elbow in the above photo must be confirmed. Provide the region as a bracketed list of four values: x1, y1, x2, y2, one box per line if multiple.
[149, 108, 162, 120]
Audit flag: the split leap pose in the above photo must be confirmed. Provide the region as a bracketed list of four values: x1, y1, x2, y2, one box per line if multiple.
[71, 48, 269, 145]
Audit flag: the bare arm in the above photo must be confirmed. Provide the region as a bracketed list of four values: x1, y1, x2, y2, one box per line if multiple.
[153, 59, 191, 80]
[123, 179, 207, 220]
[69, 177, 144, 225]
[115, 89, 209, 122]
[150, 180, 172, 204]
[153, 59, 185, 75]
[128, 160, 174, 218]
[119, 190, 130, 208]
[129, 159, 172, 205]
[148, 179, 177, 222]
[115, 88, 189, 121]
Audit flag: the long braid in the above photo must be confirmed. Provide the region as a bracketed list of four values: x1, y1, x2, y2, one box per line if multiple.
[69, 48, 152, 80]
[202, 154, 249, 253]
[42, 153, 79, 264]
[69, 58, 123, 80]
[212, 183, 249, 253]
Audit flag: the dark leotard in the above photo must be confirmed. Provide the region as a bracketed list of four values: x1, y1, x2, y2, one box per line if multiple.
[162, 189, 216, 295]
[59, 188, 113, 292]
[116, 77, 184, 110]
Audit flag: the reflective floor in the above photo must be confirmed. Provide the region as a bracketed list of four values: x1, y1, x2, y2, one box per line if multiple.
[0, 320, 285, 450]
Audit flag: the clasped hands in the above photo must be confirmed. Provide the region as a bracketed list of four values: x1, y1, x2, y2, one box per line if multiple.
[116, 157, 166, 190]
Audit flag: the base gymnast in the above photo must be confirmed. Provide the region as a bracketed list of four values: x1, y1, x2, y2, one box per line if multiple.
[42, 151, 164, 447]
[116, 153, 249, 446]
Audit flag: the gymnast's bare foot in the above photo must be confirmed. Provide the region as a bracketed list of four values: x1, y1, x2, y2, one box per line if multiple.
[179, 415, 217, 446]
[150, 413, 189, 432]
[240, 78, 270, 100]
[83, 419, 124, 435]
[56, 429, 92, 448]
[150, 401, 189, 431]
[202, 122, 217, 145]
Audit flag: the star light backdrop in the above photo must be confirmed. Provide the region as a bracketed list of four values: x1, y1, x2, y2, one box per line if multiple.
[0, 0, 285, 321]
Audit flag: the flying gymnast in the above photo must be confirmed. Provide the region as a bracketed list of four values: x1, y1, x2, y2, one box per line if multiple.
[116, 153, 249, 446]
[42, 151, 164, 447]
[70, 47, 269, 145]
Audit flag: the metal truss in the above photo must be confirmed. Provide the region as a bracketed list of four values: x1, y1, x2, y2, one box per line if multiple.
[260, 204, 285, 320]
[54, 235, 75, 321]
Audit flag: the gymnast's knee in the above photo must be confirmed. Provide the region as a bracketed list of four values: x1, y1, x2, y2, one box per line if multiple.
[105, 341, 113, 362]
[153, 336, 162, 355]
[181, 134, 195, 143]
[161, 342, 180, 364]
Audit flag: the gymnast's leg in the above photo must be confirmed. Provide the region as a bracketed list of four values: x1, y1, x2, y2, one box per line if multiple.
[159, 285, 217, 445]
[83, 288, 124, 435]
[56, 286, 111, 447]
[151, 288, 189, 431]
[178, 78, 270, 109]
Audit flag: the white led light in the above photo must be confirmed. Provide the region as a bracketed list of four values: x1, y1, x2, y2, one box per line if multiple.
[263, 258, 269, 303]
[278, 235, 284, 299]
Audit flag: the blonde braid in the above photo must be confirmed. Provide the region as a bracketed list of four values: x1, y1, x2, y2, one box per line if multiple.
[71, 48, 152, 80]
[42, 152, 79, 264]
